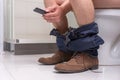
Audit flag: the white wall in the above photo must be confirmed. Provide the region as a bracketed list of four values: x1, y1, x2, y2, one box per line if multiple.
[0, 0, 3, 52]
[2, 0, 56, 43]
[3, 0, 77, 43]
[13, 0, 54, 42]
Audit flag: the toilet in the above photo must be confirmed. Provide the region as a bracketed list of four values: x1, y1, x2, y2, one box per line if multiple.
[67, 9, 120, 66]
[68, 0, 120, 66]
[96, 9, 120, 65]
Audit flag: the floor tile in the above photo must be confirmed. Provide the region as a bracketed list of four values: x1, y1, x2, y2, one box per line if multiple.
[0, 52, 120, 80]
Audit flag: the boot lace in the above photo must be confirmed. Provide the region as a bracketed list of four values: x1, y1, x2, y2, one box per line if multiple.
[72, 52, 103, 73]
[71, 52, 81, 59]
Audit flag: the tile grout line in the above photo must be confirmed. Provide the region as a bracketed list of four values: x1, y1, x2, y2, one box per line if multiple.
[2, 63, 16, 80]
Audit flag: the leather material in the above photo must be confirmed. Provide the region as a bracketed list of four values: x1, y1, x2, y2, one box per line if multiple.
[55, 52, 98, 73]
[38, 50, 73, 65]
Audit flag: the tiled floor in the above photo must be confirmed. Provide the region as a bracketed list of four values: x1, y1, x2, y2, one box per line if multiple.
[0, 52, 120, 80]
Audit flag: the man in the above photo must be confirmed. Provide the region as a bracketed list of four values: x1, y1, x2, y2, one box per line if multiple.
[38, 0, 104, 73]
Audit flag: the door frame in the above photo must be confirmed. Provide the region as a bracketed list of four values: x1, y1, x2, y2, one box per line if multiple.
[0, 0, 4, 52]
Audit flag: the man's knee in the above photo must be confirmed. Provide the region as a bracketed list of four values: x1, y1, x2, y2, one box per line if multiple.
[56, 0, 65, 5]
[44, 0, 65, 7]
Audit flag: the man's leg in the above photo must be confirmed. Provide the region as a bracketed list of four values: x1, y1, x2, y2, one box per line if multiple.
[38, 0, 73, 65]
[55, 0, 104, 73]
[70, 0, 95, 26]
[44, 0, 69, 34]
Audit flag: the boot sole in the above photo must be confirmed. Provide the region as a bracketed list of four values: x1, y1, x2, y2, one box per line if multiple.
[38, 60, 68, 65]
[39, 61, 63, 65]
[55, 65, 98, 73]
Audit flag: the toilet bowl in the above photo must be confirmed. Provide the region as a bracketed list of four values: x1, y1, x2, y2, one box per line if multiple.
[68, 9, 120, 65]
[95, 9, 120, 65]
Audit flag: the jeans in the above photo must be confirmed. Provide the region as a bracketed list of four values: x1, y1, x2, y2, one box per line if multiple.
[50, 22, 104, 56]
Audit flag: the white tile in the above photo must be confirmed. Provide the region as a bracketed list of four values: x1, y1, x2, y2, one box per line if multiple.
[0, 63, 14, 80]
[0, 52, 120, 80]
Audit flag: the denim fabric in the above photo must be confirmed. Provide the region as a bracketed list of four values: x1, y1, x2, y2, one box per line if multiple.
[84, 46, 99, 56]
[50, 22, 104, 56]
[56, 37, 74, 53]
[50, 29, 74, 53]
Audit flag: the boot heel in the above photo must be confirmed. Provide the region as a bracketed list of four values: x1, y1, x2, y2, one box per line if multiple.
[89, 65, 98, 70]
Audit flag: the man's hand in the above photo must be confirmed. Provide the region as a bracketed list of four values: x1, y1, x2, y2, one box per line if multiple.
[43, 5, 65, 23]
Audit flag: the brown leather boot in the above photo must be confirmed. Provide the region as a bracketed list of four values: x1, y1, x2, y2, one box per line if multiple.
[38, 50, 73, 65]
[54, 52, 98, 73]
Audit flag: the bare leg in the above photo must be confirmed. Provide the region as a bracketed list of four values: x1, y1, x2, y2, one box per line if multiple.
[70, 0, 95, 26]
[44, 0, 70, 34]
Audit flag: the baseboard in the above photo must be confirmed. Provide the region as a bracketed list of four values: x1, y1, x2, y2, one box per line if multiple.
[4, 42, 57, 55]
[4, 42, 11, 51]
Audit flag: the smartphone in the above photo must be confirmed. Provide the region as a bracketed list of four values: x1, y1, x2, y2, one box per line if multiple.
[33, 7, 48, 14]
